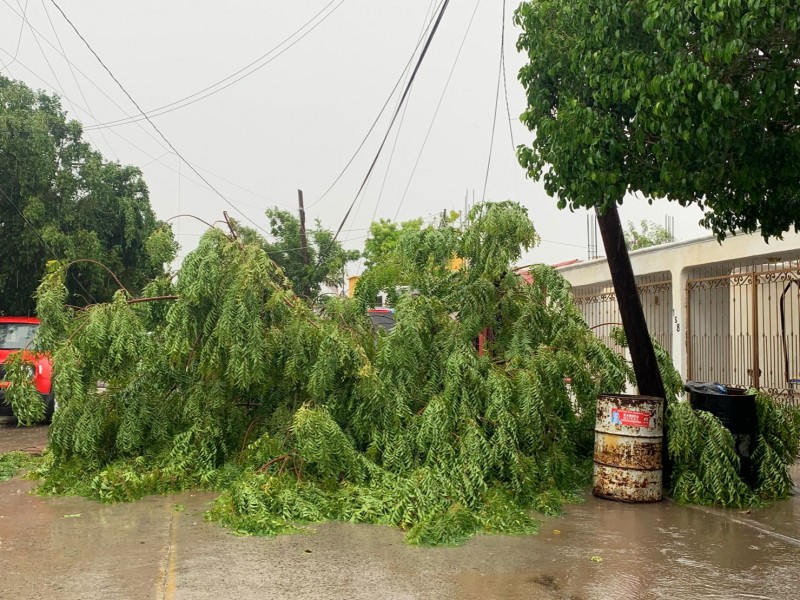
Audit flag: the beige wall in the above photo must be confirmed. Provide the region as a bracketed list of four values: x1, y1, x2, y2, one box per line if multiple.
[557, 231, 800, 384]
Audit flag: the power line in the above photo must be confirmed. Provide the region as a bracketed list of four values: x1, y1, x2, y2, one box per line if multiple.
[365, 0, 440, 232]
[0, 45, 293, 217]
[83, 0, 347, 131]
[1, 0, 29, 69]
[47, 0, 272, 237]
[4, 0, 275, 209]
[481, 0, 504, 203]
[19, 0, 106, 156]
[540, 238, 588, 250]
[318, 0, 452, 266]
[39, 0, 117, 159]
[2, 0, 306, 215]
[393, 0, 482, 221]
[500, 0, 516, 153]
[1, 0, 175, 156]
[306, 0, 447, 210]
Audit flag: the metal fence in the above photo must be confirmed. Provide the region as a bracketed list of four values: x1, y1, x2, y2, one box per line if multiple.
[573, 273, 674, 357]
[686, 258, 800, 401]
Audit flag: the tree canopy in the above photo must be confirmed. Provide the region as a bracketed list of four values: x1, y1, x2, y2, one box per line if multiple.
[0, 75, 175, 314]
[515, 0, 800, 239]
[361, 217, 423, 270]
[12, 201, 637, 544]
[624, 219, 675, 250]
[252, 207, 359, 299]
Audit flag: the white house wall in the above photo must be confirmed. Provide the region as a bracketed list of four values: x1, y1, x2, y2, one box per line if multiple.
[557, 230, 800, 396]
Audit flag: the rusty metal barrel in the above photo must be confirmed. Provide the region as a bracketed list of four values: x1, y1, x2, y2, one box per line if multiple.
[593, 394, 664, 503]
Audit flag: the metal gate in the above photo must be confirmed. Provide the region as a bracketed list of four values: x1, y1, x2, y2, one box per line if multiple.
[573, 274, 673, 357]
[686, 261, 800, 401]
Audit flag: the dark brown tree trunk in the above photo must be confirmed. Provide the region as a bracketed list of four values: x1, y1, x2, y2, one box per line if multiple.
[595, 203, 670, 481]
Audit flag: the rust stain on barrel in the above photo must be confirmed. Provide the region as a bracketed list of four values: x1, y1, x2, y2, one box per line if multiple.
[594, 433, 662, 470]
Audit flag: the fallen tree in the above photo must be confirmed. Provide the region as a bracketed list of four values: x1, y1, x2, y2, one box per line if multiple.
[5, 202, 799, 545]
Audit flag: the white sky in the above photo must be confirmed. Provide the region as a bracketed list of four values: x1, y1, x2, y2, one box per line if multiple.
[0, 0, 709, 272]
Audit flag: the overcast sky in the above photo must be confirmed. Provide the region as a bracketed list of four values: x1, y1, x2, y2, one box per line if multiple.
[1, 0, 710, 271]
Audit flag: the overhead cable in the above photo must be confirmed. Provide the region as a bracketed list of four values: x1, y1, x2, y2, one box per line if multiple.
[48, 0, 272, 237]
[365, 0, 442, 232]
[83, 0, 347, 131]
[317, 0, 452, 266]
[39, 0, 117, 159]
[0, 0, 29, 69]
[393, 0, 482, 221]
[500, 0, 516, 153]
[306, 0, 447, 209]
[0, 45, 291, 217]
[4, 0, 286, 211]
[480, 0, 505, 203]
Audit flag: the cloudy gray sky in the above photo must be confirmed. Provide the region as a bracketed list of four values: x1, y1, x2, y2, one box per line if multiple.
[1, 0, 709, 270]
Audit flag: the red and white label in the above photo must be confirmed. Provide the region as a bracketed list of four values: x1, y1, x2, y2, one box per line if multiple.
[611, 409, 651, 428]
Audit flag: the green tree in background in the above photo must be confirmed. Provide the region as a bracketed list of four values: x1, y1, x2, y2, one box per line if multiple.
[624, 220, 675, 251]
[356, 215, 464, 307]
[259, 208, 359, 300]
[515, 0, 800, 411]
[361, 218, 423, 269]
[0, 76, 175, 314]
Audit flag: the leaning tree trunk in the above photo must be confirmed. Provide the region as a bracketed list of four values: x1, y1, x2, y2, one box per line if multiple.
[595, 202, 670, 481]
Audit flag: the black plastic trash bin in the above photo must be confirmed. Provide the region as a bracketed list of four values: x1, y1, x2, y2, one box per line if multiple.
[685, 381, 758, 487]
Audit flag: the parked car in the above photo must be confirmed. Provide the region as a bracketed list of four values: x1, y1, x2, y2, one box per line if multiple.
[0, 317, 54, 421]
[367, 307, 396, 332]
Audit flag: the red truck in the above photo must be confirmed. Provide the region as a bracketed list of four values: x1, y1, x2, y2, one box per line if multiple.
[0, 317, 54, 421]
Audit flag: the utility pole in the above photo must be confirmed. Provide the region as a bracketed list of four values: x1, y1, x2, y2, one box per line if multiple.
[298, 189, 311, 298]
[298, 189, 309, 267]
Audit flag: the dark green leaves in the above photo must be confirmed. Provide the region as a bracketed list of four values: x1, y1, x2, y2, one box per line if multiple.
[0, 75, 175, 314]
[516, 0, 800, 240]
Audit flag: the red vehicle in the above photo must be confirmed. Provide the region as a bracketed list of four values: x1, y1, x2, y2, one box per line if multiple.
[0, 317, 54, 421]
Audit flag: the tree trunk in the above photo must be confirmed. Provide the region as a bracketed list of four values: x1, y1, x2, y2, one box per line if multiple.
[595, 203, 670, 481]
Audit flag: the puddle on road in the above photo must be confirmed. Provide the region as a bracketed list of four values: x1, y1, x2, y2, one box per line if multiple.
[444, 493, 800, 600]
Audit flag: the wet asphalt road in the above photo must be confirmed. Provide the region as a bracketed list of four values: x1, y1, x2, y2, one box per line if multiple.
[1, 424, 799, 600]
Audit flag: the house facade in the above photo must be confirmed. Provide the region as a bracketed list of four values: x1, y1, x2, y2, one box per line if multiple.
[557, 231, 800, 404]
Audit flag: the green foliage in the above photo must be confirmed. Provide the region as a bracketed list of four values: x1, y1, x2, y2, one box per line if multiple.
[252, 208, 359, 299]
[2, 351, 44, 425]
[667, 392, 800, 507]
[0, 75, 175, 313]
[667, 402, 755, 507]
[516, 0, 800, 239]
[0, 451, 42, 482]
[624, 220, 675, 251]
[32, 201, 638, 544]
[751, 390, 800, 500]
[362, 218, 423, 269]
